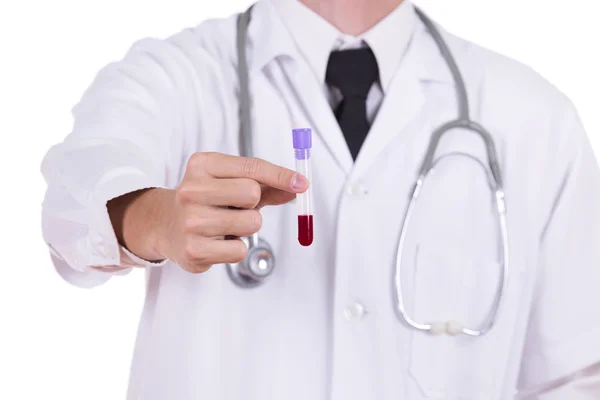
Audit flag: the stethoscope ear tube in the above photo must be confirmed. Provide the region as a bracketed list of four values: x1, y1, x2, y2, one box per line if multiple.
[226, 5, 277, 288]
[236, 5, 254, 161]
[419, 119, 503, 190]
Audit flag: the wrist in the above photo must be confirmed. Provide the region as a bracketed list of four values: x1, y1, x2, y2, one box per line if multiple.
[139, 188, 175, 261]
[109, 188, 174, 262]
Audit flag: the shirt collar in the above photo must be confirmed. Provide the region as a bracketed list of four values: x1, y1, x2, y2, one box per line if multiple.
[267, 0, 417, 92]
[249, 0, 453, 85]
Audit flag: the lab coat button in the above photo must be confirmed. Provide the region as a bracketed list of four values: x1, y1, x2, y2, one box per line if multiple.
[343, 302, 366, 321]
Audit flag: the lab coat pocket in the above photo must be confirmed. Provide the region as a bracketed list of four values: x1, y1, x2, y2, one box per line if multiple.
[408, 244, 500, 399]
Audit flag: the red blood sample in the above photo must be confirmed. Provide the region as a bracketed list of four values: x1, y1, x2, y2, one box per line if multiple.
[297, 215, 314, 246]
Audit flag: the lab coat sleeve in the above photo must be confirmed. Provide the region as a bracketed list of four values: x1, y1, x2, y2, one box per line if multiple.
[518, 362, 600, 399]
[41, 37, 193, 288]
[517, 99, 600, 395]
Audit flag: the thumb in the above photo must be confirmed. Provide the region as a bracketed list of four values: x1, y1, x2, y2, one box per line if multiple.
[256, 185, 297, 209]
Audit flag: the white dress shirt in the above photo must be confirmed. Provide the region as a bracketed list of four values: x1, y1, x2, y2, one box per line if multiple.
[40, 0, 600, 398]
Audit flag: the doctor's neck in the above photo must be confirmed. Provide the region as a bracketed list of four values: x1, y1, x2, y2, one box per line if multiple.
[300, 0, 404, 35]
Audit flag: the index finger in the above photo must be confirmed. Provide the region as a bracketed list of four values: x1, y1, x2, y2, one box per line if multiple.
[203, 153, 309, 193]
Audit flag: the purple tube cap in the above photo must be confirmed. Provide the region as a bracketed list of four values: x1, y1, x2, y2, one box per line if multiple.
[292, 128, 312, 150]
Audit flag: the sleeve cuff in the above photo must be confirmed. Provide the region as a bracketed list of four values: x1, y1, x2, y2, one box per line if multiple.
[118, 246, 169, 268]
[86, 168, 170, 269]
[52, 252, 131, 289]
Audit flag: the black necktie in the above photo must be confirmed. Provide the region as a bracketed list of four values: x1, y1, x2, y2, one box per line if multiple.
[325, 47, 380, 160]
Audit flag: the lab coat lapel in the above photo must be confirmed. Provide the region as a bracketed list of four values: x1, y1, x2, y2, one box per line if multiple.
[249, 1, 353, 174]
[350, 44, 426, 179]
[287, 61, 354, 174]
[350, 22, 454, 180]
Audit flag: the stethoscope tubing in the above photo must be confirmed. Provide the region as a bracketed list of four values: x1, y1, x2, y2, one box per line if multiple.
[230, 4, 509, 337]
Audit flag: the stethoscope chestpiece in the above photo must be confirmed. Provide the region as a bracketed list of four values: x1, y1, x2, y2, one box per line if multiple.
[226, 236, 275, 288]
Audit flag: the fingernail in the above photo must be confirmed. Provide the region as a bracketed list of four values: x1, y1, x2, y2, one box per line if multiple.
[292, 174, 308, 190]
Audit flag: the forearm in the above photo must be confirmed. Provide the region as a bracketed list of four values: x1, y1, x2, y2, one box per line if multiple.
[107, 188, 174, 263]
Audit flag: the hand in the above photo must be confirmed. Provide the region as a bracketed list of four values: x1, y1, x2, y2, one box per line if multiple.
[110, 152, 308, 273]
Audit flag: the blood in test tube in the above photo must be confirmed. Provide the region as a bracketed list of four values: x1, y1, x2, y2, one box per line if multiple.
[297, 215, 314, 246]
[292, 128, 314, 247]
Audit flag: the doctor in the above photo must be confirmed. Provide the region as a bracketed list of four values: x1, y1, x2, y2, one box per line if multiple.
[41, 0, 600, 399]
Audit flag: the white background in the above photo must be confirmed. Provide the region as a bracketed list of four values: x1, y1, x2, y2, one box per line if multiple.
[0, 1, 598, 399]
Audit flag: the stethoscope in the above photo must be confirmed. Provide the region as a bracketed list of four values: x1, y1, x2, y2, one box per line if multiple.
[227, 5, 509, 337]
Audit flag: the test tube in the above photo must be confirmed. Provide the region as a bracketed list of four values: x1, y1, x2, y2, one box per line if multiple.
[292, 128, 313, 247]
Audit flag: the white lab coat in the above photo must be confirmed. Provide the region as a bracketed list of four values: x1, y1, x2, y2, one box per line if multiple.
[40, 0, 600, 399]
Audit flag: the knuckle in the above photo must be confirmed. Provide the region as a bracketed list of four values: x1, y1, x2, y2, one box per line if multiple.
[176, 182, 196, 204]
[219, 215, 234, 235]
[203, 152, 218, 164]
[242, 157, 261, 179]
[187, 152, 206, 169]
[188, 152, 218, 172]
[278, 168, 291, 187]
[182, 208, 212, 235]
[181, 262, 211, 274]
[177, 178, 213, 205]
[249, 210, 263, 232]
[231, 241, 248, 263]
[194, 264, 213, 274]
[182, 244, 197, 262]
[182, 237, 207, 263]
[245, 181, 262, 207]
[180, 260, 197, 273]
[179, 261, 194, 273]
[182, 214, 199, 234]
